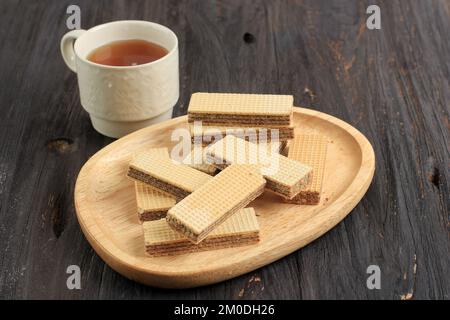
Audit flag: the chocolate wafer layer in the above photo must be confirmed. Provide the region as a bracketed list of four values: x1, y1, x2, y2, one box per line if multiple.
[166, 165, 266, 244]
[284, 134, 328, 204]
[144, 208, 259, 256]
[187, 93, 293, 126]
[205, 135, 312, 199]
[135, 182, 176, 222]
[127, 148, 212, 200]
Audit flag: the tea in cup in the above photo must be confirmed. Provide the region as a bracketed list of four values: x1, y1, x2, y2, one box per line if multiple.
[61, 20, 179, 138]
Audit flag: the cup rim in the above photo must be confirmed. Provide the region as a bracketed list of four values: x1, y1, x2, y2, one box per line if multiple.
[74, 20, 178, 70]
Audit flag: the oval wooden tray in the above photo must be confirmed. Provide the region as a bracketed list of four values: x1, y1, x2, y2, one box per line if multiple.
[74, 107, 375, 288]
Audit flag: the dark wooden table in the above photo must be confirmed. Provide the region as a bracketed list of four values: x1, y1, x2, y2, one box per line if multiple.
[0, 0, 448, 300]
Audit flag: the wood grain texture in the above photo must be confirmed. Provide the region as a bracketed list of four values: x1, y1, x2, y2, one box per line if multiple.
[74, 108, 375, 288]
[0, 0, 448, 299]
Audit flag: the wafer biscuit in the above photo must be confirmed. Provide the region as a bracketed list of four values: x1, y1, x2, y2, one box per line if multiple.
[127, 149, 212, 200]
[284, 134, 328, 204]
[144, 208, 259, 256]
[190, 123, 295, 142]
[166, 165, 266, 244]
[135, 182, 176, 221]
[182, 147, 218, 175]
[206, 135, 312, 199]
[187, 93, 293, 125]
[195, 134, 288, 153]
[190, 124, 288, 152]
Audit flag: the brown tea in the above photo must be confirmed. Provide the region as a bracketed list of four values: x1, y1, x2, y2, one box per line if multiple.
[87, 39, 168, 66]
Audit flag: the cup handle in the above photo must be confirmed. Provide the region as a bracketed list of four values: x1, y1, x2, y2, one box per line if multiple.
[60, 29, 86, 73]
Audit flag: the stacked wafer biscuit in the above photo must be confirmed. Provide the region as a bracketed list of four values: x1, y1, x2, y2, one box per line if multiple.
[188, 93, 295, 146]
[190, 123, 294, 145]
[144, 208, 260, 256]
[126, 147, 265, 256]
[205, 135, 312, 199]
[128, 148, 212, 200]
[166, 165, 265, 243]
[135, 182, 176, 221]
[124, 92, 329, 257]
[284, 134, 328, 204]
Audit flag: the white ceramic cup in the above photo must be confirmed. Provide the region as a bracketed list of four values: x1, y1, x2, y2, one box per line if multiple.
[61, 20, 179, 138]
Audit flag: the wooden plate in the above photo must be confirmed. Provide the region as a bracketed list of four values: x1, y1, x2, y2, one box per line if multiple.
[74, 107, 375, 288]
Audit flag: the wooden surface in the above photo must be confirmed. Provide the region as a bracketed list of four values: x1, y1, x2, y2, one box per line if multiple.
[74, 108, 375, 288]
[0, 0, 448, 299]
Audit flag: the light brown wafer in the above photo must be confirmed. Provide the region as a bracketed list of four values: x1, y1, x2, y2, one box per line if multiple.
[205, 135, 312, 199]
[132, 147, 170, 160]
[284, 134, 328, 204]
[143, 208, 259, 256]
[166, 164, 266, 244]
[187, 93, 293, 126]
[127, 148, 212, 200]
[182, 147, 218, 175]
[135, 182, 176, 222]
